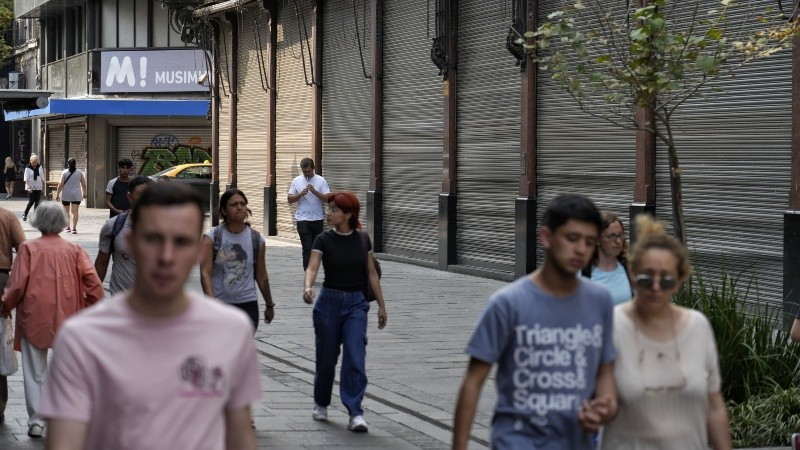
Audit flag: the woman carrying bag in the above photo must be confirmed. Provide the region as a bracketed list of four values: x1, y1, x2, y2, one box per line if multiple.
[302, 191, 387, 433]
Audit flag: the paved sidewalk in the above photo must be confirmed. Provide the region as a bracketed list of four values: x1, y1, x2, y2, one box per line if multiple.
[0, 198, 503, 449]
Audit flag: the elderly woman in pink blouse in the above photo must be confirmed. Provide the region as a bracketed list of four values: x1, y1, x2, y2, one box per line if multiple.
[0, 201, 103, 438]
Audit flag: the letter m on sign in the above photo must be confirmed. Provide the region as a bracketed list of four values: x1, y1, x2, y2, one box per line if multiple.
[106, 56, 135, 87]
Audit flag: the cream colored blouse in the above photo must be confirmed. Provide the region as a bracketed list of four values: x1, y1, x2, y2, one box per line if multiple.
[601, 306, 721, 450]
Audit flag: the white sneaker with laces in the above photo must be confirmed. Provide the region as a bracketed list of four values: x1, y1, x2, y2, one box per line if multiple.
[312, 404, 327, 421]
[347, 415, 368, 432]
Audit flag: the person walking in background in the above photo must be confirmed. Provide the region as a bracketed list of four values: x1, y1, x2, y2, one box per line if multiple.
[288, 157, 331, 269]
[0, 204, 25, 424]
[40, 184, 261, 449]
[452, 194, 617, 450]
[303, 192, 387, 433]
[55, 158, 86, 234]
[600, 215, 731, 450]
[4, 157, 16, 199]
[0, 201, 103, 438]
[200, 189, 275, 332]
[22, 154, 44, 221]
[582, 211, 633, 305]
[105, 158, 133, 218]
[94, 176, 153, 296]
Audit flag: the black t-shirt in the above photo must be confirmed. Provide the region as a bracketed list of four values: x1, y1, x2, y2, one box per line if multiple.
[312, 229, 370, 292]
[109, 179, 131, 217]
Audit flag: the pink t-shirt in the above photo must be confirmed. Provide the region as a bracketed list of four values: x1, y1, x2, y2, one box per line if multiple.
[39, 292, 262, 450]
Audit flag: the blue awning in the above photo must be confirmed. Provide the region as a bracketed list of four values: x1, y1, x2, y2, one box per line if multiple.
[4, 98, 210, 121]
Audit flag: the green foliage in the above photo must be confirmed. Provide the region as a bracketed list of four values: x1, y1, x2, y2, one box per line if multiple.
[674, 269, 800, 405]
[728, 387, 800, 447]
[0, 0, 14, 61]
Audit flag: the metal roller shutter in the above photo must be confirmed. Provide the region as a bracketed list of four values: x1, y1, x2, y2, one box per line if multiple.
[382, 0, 441, 261]
[654, 0, 791, 311]
[456, 1, 520, 273]
[237, 4, 271, 232]
[68, 125, 87, 173]
[217, 22, 234, 191]
[275, 1, 314, 238]
[116, 127, 212, 176]
[536, 0, 636, 264]
[321, 0, 371, 222]
[47, 124, 66, 181]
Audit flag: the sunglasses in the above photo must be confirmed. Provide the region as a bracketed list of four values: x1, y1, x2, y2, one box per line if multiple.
[634, 274, 678, 290]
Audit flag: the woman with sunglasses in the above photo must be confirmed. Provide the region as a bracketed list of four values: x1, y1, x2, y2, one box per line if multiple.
[582, 211, 632, 305]
[601, 215, 730, 450]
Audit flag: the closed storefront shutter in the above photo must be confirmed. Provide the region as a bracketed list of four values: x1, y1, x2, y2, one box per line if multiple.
[116, 127, 212, 176]
[237, 4, 271, 232]
[654, 0, 791, 310]
[456, 1, 520, 273]
[536, 1, 637, 264]
[47, 124, 66, 181]
[68, 125, 87, 173]
[321, 0, 371, 221]
[275, 1, 314, 238]
[217, 22, 234, 190]
[382, 0, 441, 261]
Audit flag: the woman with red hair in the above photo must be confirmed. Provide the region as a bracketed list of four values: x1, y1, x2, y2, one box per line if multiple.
[302, 191, 387, 433]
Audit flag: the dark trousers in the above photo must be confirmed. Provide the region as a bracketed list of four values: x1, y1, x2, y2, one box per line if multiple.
[229, 300, 259, 334]
[23, 190, 42, 217]
[297, 220, 324, 270]
[0, 272, 9, 419]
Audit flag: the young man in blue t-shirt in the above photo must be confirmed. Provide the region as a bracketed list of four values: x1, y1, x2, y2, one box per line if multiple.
[452, 194, 618, 450]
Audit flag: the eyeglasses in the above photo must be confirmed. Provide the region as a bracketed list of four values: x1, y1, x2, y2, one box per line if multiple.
[634, 274, 677, 290]
[602, 232, 625, 242]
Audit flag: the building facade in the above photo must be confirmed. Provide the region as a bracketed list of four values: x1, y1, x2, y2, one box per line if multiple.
[9, 0, 212, 208]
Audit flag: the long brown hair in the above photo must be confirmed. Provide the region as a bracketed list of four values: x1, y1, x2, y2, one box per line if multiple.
[583, 211, 629, 275]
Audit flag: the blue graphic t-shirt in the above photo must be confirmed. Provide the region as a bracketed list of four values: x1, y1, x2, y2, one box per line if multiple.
[205, 226, 265, 304]
[466, 276, 616, 449]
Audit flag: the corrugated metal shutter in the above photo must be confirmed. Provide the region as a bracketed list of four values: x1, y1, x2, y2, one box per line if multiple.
[382, 0, 441, 261]
[536, 0, 637, 264]
[217, 22, 234, 191]
[321, 0, 371, 223]
[275, 1, 314, 238]
[237, 4, 271, 232]
[47, 124, 65, 181]
[68, 125, 87, 173]
[456, 1, 520, 273]
[654, 0, 791, 311]
[116, 127, 212, 176]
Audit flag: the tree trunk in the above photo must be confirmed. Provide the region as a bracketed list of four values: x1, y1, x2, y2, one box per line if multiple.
[664, 135, 687, 245]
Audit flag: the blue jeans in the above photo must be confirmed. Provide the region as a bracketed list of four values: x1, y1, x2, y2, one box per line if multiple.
[312, 287, 369, 416]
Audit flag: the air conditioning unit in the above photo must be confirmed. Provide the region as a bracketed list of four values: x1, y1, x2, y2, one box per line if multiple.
[8, 72, 20, 89]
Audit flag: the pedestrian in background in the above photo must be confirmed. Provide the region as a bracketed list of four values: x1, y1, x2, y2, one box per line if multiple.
[582, 211, 633, 305]
[0, 201, 103, 438]
[55, 158, 86, 234]
[600, 214, 730, 450]
[105, 158, 133, 218]
[201, 188, 275, 331]
[4, 157, 16, 199]
[453, 194, 617, 450]
[303, 192, 387, 433]
[40, 184, 261, 449]
[94, 176, 153, 296]
[0, 204, 25, 424]
[288, 157, 331, 269]
[22, 154, 44, 221]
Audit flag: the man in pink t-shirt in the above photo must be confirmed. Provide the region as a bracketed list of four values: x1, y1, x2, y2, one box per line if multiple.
[39, 183, 262, 450]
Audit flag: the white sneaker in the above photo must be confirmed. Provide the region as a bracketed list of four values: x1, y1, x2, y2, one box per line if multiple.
[28, 424, 44, 438]
[312, 404, 327, 421]
[347, 415, 368, 432]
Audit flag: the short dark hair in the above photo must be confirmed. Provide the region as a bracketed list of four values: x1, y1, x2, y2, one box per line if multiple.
[542, 194, 602, 234]
[130, 183, 203, 231]
[219, 188, 252, 223]
[118, 158, 134, 168]
[300, 157, 314, 169]
[128, 175, 154, 194]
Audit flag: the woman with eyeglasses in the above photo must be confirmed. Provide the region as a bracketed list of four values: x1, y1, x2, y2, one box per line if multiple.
[600, 215, 730, 450]
[582, 211, 633, 305]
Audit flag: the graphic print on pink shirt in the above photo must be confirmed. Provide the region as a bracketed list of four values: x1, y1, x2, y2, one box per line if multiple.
[179, 355, 226, 398]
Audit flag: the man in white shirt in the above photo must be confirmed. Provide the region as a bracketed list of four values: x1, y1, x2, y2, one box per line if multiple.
[288, 158, 331, 269]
